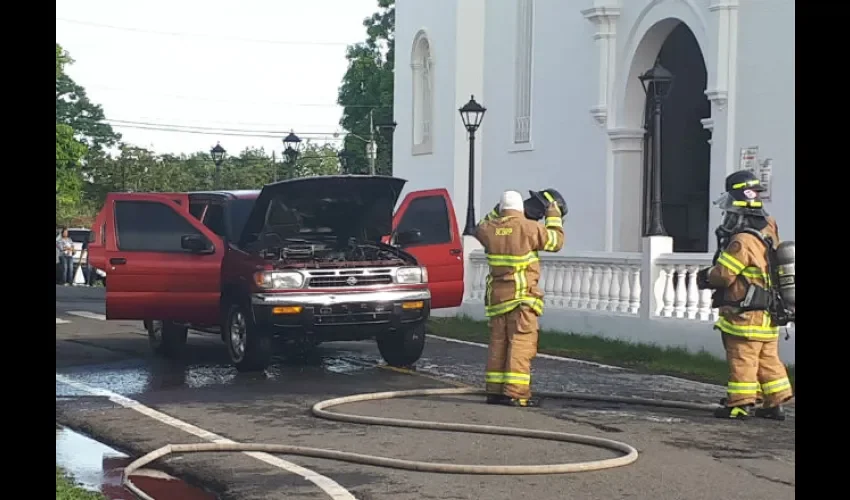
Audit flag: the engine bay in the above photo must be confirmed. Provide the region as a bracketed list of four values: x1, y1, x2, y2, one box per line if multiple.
[259, 237, 411, 268]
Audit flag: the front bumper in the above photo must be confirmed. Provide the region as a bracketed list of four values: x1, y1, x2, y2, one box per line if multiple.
[251, 289, 431, 337]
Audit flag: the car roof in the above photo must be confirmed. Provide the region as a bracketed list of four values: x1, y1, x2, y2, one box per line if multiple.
[189, 190, 260, 200]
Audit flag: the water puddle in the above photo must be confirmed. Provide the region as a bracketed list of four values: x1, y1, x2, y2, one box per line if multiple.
[56, 425, 216, 499]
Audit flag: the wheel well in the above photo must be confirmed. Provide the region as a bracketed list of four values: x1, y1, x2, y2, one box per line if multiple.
[219, 283, 250, 340]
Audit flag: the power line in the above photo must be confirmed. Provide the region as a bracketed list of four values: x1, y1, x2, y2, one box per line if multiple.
[84, 83, 392, 109]
[105, 118, 344, 136]
[99, 119, 389, 140]
[56, 17, 353, 47]
[105, 122, 344, 140]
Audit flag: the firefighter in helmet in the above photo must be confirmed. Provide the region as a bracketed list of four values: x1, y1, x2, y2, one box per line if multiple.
[475, 188, 566, 407]
[696, 170, 794, 420]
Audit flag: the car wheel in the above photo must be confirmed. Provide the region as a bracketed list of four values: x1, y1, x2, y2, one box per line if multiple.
[224, 302, 271, 372]
[148, 320, 188, 358]
[376, 323, 426, 367]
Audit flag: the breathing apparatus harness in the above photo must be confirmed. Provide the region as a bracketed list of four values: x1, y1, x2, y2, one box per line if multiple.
[710, 227, 796, 338]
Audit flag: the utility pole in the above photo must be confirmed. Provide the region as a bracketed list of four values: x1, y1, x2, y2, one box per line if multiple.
[368, 109, 377, 176]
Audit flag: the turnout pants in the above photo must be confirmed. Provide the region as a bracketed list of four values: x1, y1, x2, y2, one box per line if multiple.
[485, 305, 539, 399]
[723, 334, 793, 408]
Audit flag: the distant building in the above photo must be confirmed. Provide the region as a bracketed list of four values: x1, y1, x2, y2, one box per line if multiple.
[392, 0, 795, 253]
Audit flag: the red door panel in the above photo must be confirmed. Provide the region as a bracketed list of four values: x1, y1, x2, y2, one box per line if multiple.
[393, 189, 464, 309]
[105, 193, 224, 324]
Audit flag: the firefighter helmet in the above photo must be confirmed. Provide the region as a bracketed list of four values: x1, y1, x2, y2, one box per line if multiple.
[525, 188, 568, 221]
[714, 171, 768, 218]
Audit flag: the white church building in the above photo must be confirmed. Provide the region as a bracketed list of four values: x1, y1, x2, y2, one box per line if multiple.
[391, 0, 795, 363]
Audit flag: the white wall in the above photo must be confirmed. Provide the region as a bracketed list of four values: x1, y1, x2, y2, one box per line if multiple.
[481, 0, 607, 252]
[734, 0, 795, 242]
[393, 0, 460, 214]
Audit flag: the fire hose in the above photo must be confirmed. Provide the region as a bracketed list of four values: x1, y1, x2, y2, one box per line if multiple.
[122, 386, 720, 500]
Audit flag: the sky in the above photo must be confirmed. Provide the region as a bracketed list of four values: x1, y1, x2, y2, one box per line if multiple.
[56, 0, 381, 156]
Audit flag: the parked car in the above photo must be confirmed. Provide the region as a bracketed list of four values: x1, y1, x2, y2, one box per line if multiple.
[55, 227, 107, 284]
[87, 176, 465, 371]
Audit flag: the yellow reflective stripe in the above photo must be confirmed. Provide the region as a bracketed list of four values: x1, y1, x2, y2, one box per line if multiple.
[732, 179, 760, 189]
[716, 251, 745, 274]
[486, 251, 540, 267]
[715, 317, 779, 339]
[741, 266, 768, 280]
[727, 381, 760, 394]
[544, 216, 562, 228]
[731, 200, 763, 208]
[485, 297, 544, 317]
[542, 192, 555, 202]
[503, 372, 531, 385]
[544, 229, 559, 251]
[478, 208, 501, 225]
[484, 274, 493, 306]
[485, 371, 505, 383]
[761, 377, 792, 395]
[514, 266, 528, 300]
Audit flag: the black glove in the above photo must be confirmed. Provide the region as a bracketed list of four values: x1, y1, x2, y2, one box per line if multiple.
[696, 267, 712, 290]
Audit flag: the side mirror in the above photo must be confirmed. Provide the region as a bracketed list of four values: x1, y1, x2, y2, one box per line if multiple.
[396, 229, 423, 247]
[181, 234, 212, 253]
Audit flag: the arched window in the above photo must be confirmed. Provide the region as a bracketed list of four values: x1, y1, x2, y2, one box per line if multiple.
[411, 31, 434, 155]
[513, 0, 534, 144]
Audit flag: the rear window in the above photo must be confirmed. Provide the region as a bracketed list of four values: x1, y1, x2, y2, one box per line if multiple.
[67, 230, 90, 244]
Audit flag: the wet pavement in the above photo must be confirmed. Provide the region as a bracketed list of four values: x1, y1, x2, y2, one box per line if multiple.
[56, 285, 795, 500]
[56, 425, 216, 500]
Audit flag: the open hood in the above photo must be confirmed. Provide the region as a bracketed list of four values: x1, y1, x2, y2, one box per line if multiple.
[238, 175, 407, 248]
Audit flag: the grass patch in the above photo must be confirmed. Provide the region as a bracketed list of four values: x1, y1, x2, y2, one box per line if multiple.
[427, 316, 795, 388]
[56, 466, 105, 500]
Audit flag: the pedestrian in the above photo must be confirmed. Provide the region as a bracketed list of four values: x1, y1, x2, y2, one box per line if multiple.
[56, 227, 75, 286]
[474, 189, 567, 407]
[696, 170, 794, 420]
[81, 238, 95, 286]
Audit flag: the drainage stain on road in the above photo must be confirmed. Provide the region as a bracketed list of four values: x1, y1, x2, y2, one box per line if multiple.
[56, 425, 217, 500]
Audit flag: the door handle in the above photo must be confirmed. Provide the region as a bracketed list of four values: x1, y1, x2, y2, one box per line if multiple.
[110, 258, 127, 265]
[449, 248, 462, 256]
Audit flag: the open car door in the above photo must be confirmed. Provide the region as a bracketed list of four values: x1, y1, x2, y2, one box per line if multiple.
[392, 189, 464, 309]
[104, 193, 224, 324]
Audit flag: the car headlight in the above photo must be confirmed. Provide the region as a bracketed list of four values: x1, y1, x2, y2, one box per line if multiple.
[396, 266, 428, 284]
[254, 271, 305, 290]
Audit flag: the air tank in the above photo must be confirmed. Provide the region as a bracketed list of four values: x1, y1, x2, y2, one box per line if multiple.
[775, 241, 795, 310]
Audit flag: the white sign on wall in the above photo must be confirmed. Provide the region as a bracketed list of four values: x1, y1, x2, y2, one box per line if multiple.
[738, 146, 772, 202]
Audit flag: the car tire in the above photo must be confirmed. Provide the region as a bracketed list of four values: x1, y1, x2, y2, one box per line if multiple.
[224, 302, 271, 372]
[148, 320, 188, 358]
[377, 323, 426, 367]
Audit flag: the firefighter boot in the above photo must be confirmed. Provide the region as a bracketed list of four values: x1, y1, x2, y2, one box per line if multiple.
[506, 396, 543, 408]
[713, 405, 752, 420]
[486, 394, 510, 405]
[754, 405, 786, 421]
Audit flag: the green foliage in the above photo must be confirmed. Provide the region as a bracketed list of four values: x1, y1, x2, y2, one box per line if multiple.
[56, 466, 105, 500]
[337, 0, 395, 175]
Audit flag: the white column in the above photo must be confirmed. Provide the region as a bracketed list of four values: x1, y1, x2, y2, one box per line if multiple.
[639, 235, 673, 320]
[608, 128, 645, 252]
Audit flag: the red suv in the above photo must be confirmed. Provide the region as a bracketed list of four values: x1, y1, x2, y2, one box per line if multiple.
[87, 176, 464, 371]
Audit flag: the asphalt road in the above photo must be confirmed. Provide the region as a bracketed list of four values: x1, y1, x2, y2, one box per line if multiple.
[56, 285, 795, 500]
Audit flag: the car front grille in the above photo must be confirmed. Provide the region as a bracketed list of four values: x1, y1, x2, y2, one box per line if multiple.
[305, 268, 394, 289]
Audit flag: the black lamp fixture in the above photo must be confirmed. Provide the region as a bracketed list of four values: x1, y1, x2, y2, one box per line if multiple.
[210, 142, 227, 189]
[337, 149, 352, 174]
[282, 130, 302, 164]
[458, 95, 487, 236]
[638, 61, 674, 237]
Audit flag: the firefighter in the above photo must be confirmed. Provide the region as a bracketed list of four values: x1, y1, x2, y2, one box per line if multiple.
[475, 189, 566, 407]
[696, 170, 794, 420]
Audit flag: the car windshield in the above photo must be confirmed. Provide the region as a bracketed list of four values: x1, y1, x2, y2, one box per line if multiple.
[228, 198, 256, 240]
[67, 230, 90, 244]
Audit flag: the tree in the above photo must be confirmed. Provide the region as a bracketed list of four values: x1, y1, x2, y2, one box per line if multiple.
[337, 0, 395, 175]
[55, 43, 120, 155]
[296, 142, 342, 178]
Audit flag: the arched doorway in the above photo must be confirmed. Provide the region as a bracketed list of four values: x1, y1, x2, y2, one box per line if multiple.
[643, 23, 711, 253]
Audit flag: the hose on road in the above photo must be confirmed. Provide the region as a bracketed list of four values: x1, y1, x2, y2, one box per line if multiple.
[122, 386, 720, 500]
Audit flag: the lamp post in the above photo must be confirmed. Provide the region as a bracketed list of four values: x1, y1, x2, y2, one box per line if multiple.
[639, 62, 674, 237]
[338, 149, 352, 174]
[458, 95, 486, 236]
[282, 130, 302, 179]
[210, 142, 226, 190]
[366, 111, 397, 175]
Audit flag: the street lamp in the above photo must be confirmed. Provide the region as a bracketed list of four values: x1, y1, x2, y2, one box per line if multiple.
[458, 95, 486, 236]
[338, 149, 352, 174]
[210, 142, 227, 189]
[282, 130, 302, 178]
[639, 61, 674, 236]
